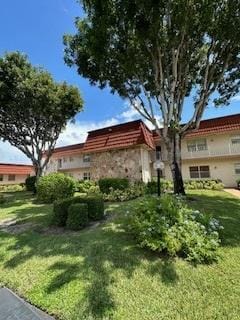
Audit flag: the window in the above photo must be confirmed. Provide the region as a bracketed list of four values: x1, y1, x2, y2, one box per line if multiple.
[83, 172, 91, 180]
[234, 163, 240, 175]
[231, 136, 240, 145]
[187, 139, 207, 152]
[69, 157, 74, 162]
[8, 174, 15, 181]
[189, 166, 210, 179]
[83, 154, 91, 163]
[0, 174, 3, 181]
[58, 159, 62, 169]
[63, 157, 67, 163]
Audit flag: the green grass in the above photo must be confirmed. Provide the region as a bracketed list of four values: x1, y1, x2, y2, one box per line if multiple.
[0, 190, 240, 320]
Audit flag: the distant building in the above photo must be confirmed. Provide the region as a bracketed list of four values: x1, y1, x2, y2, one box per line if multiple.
[43, 113, 240, 188]
[0, 163, 34, 185]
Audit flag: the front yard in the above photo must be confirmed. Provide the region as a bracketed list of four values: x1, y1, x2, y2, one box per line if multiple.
[0, 190, 240, 320]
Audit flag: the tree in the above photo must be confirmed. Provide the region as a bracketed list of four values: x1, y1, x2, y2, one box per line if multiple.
[64, 0, 240, 194]
[0, 52, 83, 178]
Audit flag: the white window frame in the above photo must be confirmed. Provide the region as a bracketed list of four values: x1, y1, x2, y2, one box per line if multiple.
[189, 166, 210, 179]
[187, 138, 207, 152]
[83, 154, 91, 163]
[234, 163, 240, 175]
[83, 172, 91, 180]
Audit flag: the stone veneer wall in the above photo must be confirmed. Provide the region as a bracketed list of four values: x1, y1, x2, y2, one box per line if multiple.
[90, 147, 142, 181]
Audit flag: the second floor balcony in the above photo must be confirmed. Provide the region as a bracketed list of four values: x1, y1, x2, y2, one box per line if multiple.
[182, 143, 240, 159]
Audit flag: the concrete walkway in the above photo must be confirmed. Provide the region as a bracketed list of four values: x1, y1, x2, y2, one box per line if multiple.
[0, 288, 54, 320]
[224, 188, 240, 198]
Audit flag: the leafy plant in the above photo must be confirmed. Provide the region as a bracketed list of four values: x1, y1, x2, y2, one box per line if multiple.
[0, 194, 6, 205]
[126, 195, 222, 263]
[52, 197, 74, 227]
[66, 203, 88, 230]
[103, 183, 145, 202]
[36, 173, 75, 203]
[99, 178, 129, 193]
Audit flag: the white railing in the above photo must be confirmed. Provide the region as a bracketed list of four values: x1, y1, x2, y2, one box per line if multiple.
[58, 160, 91, 170]
[182, 144, 240, 159]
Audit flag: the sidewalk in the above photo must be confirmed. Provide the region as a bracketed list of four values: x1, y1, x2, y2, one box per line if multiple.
[224, 188, 240, 199]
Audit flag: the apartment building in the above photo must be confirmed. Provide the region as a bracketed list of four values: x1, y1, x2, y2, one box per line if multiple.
[44, 114, 240, 188]
[0, 163, 34, 185]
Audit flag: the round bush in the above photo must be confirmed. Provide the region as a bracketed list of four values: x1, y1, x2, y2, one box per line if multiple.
[36, 173, 75, 203]
[25, 176, 37, 193]
[67, 203, 88, 230]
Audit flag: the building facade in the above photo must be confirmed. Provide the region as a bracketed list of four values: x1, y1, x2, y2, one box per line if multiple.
[0, 163, 34, 185]
[44, 114, 240, 188]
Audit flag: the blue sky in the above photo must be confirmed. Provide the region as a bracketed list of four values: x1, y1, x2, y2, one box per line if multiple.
[0, 0, 239, 163]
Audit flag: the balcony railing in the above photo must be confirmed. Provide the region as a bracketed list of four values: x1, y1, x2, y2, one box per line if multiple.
[58, 160, 91, 170]
[181, 144, 240, 159]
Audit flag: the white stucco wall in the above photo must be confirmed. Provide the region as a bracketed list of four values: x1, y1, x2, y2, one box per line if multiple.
[0, 174, 30, 185]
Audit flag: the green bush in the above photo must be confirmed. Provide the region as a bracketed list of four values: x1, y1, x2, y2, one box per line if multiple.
[184, 179, 224, 190]
[0, 194, 6, 205]
[25, 176, 37, 192]
[72, 195, 105, 220]
[36, 173, 75, 203]
[52, 197, 74, 226]
[0, 184, 24, 192]
[99, 178, 129, 193]
[126, 194, 222, 263]
[76, 180, 97, 193]
[66, 203, 89, 230]
[146, 179, 173, 194]
[103, 182, 145, 202]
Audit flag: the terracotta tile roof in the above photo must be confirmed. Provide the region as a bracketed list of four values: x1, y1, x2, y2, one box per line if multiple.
[83, 120, 155, 153]
[50, 143, 84, 157]
[186, 113, 240, 137]
[0, 163, 34, 175]
[152, 113, 240, 139]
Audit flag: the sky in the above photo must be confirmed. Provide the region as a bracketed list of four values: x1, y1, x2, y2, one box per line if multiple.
[0, 0, 239, 164]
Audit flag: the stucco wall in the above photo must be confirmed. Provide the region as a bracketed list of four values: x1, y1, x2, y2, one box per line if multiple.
[90, 147, 143, 181]
[0, 174, 29, 185]
[163, 158, 240, 187]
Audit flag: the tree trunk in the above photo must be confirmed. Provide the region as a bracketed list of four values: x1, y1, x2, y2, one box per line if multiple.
[168, 132, 185, 195]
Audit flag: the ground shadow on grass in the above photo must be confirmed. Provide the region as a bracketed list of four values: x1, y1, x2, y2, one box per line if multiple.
[187, 191, 240, 247]
[1, 220, 175, 319]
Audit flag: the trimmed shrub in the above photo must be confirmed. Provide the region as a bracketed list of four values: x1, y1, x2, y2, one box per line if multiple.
[146, 179, 173, 194]
[66, 203, 88, 230]
[0, 184, 24, 192]
[184, 179, 224, 190]
[99, 178, 129, 193]
[52, 197, 74, 226]
[72, 195, 105, 220]
[36, 173, 75, 203]
[76, 180, 97, 193]
[25, 176, 37, 193]
[125, 194, 222, 263]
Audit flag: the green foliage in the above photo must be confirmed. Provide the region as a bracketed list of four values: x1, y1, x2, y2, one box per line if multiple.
[0, 52, 83, 177]
[77, 180, 99, 193]
[103, 182, 145, 202]
[66, 203, 89, 230]
[0, 184, 24, 192]
[36, 173, 75, 203]
[0, 194, 6, 204]
[184, 179, 224, 191]
[126, 195, 222, 263]
[146, 180, 173, 194]
[25, 176, 37, 192]
[99, 178, 129, 193]
[72, 195, 105, 220]
[52, 197, 74, 227]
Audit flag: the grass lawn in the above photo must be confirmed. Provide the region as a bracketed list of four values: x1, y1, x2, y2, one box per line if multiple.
[0, 190, 240, 320]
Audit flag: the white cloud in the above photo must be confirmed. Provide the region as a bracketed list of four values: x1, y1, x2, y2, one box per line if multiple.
[118, 102, 140, 122]
[144, 116, 164, 130]
[231, 95, 240, 102]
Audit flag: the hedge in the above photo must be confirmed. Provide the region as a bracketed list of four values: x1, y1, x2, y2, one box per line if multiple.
[25, 176, 37, 193]
[66, 203, 89, 230]
[98, 178, 129, 193]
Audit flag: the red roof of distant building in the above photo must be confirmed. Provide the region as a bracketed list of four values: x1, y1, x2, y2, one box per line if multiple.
[0, 163, 34, 175]
[83, 120, 155, 153]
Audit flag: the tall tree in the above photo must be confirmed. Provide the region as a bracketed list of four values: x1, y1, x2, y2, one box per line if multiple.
[0, 52, 83, 178]
[64, 0, 240, 194]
